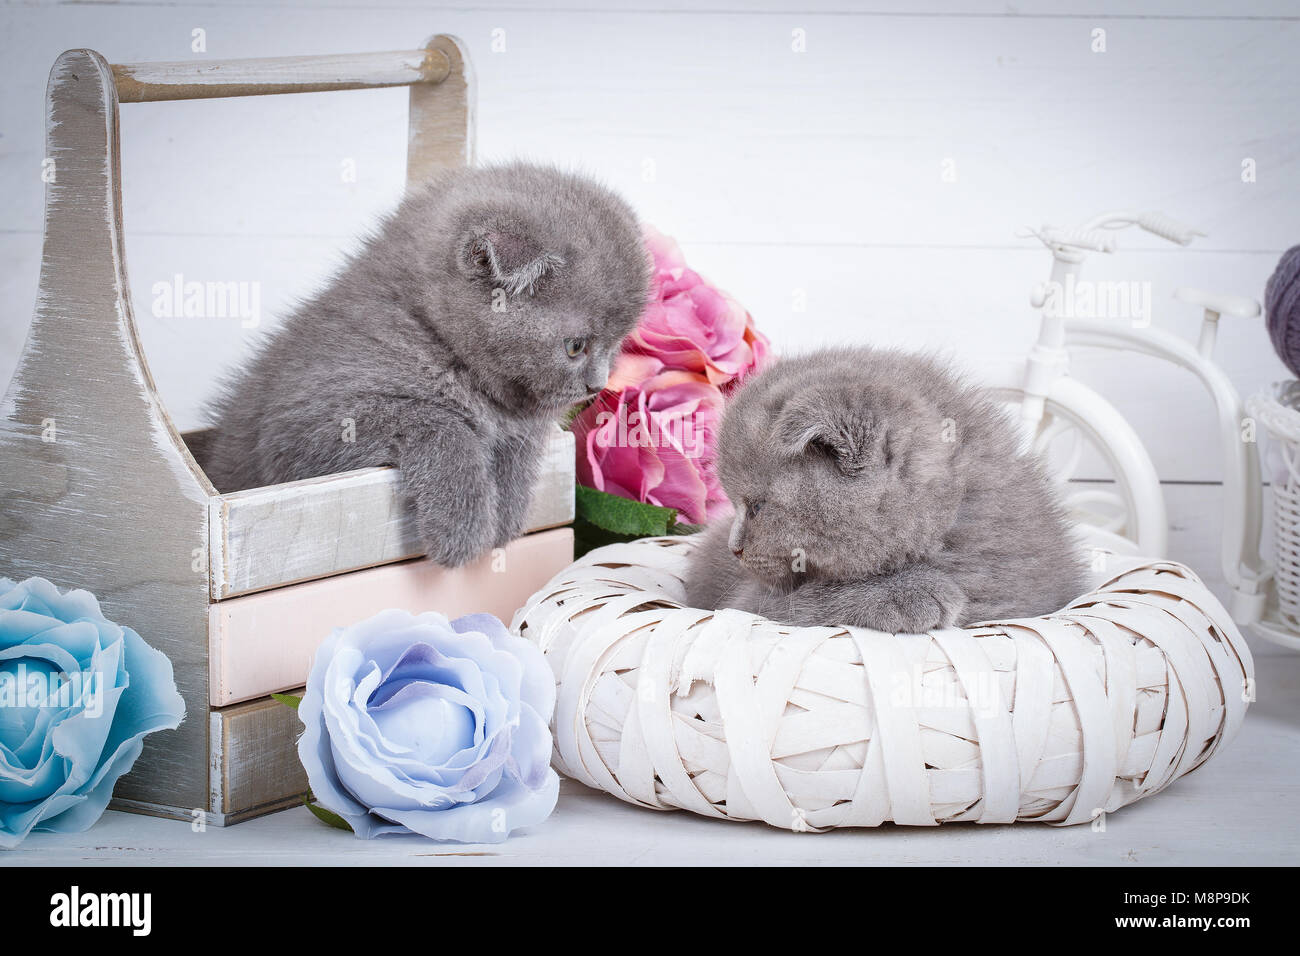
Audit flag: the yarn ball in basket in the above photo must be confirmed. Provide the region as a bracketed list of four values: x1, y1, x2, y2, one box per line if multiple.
[1265, 245, 1300, 377]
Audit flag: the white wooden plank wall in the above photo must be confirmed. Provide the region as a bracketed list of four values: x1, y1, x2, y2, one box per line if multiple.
[1, 0, 1296, 655]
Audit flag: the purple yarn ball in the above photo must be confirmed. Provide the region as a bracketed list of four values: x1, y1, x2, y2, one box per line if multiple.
[1266, 245, 1300, 377]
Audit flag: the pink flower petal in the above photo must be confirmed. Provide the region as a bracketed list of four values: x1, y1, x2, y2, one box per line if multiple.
[571, 225, 775, 525]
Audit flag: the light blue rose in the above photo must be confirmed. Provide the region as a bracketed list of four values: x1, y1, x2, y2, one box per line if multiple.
[0, 576, 185, 848]
[297, 608, 559, 843]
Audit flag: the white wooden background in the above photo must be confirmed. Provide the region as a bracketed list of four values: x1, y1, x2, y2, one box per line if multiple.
[1, 0, 1298, 643]
[1, 0, 1298, 866]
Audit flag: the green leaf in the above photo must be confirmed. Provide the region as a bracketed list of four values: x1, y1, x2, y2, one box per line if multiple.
[572, 485, 708, 558]
[271, 692, 302, 710]
[671, 522, 707, 536]
[303, 797, 353, 831]
[572, 515, 633, 558]
[561, 400, 590, 429]
[575, 484, 679, 537]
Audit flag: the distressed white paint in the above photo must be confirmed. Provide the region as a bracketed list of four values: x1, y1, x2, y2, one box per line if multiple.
[112, 47, 449, 102]
[206, 427, 574, 598]
[0, 49, 215, 816]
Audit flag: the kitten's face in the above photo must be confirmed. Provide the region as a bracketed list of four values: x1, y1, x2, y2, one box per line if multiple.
[716, 356, 964, 584]
[406, 165, 650, 413]
[455, 230, 648, 411]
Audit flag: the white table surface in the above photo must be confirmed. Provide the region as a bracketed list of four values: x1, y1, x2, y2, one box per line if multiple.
[6, 644, 1298, 868]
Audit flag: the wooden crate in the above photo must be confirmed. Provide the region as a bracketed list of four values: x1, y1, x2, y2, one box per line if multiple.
[0, 36, 577, 825]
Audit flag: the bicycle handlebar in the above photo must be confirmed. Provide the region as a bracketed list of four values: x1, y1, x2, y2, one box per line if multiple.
[1029, 226, 1118, 253]
[1027, 210, 1205, 255]
[1132, 211, 1203, 246]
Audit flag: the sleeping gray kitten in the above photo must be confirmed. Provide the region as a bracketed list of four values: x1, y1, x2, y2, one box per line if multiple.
[201, 162, 649, 567]
[684, 348, 1087, 631]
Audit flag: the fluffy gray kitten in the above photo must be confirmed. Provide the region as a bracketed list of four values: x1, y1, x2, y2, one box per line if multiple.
[685, 348, 1087, 631]
[202, 162, 649, 567]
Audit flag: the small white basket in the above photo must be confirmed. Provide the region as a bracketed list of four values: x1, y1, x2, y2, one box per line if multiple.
[1248, 382, 1300, 629]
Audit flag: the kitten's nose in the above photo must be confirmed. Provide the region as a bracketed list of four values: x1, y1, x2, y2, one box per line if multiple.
[728, 514, 746, 556]
[585, 357, 611, 393]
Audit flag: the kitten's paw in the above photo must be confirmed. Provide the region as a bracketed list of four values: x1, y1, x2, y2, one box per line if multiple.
[491, 517, 526, 551]
[427, 538, 490, 569]
[420, 522, 494, 569]
[852, 572, 967, 633]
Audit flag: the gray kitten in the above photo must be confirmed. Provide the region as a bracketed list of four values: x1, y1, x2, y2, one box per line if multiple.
[685, 348, 1087, 631]
[201, 162, 649, 567]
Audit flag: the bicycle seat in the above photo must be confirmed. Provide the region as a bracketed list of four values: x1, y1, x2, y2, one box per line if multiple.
[1174, 286, 1261, 319]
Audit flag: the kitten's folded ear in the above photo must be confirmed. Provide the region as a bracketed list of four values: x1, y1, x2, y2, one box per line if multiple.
[774, 400, 893, 476]
[459, 218, 564, 296]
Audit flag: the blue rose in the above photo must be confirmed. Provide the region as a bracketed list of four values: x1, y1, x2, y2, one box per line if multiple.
[297, 609, 559, 843]
[0, 576, 185, 848]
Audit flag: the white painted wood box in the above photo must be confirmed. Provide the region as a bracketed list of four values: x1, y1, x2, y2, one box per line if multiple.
[0, 36, 577, 824]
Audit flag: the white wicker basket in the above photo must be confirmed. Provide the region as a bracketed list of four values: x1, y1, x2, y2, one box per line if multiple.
[1247, 383, 1300, 629]
[513, 537, 1252, 830]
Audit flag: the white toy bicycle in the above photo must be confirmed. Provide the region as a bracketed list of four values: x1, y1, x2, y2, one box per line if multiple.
[992, 209, 1285, 645]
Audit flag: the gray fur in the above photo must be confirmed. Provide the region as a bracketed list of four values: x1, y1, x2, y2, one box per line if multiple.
[684, 348, 1087, 631]
[201, 162, 650, 567]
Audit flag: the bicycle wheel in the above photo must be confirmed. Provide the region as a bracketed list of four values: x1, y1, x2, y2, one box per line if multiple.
[984, 375, 1167, 559]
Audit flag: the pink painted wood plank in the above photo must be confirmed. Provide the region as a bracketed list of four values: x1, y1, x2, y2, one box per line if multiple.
[208, 528, 573, 706]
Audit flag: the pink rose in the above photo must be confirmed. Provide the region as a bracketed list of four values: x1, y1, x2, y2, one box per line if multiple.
[572, 357, 728, 525]
[570, 225, 773, 528]
[628, 226, 770, 391]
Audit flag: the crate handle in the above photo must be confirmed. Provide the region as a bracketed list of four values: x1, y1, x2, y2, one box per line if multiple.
[111, 48, 453, 103]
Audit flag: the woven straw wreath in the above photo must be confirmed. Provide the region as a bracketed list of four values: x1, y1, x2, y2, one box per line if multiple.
[512, 536, 1253, 830]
